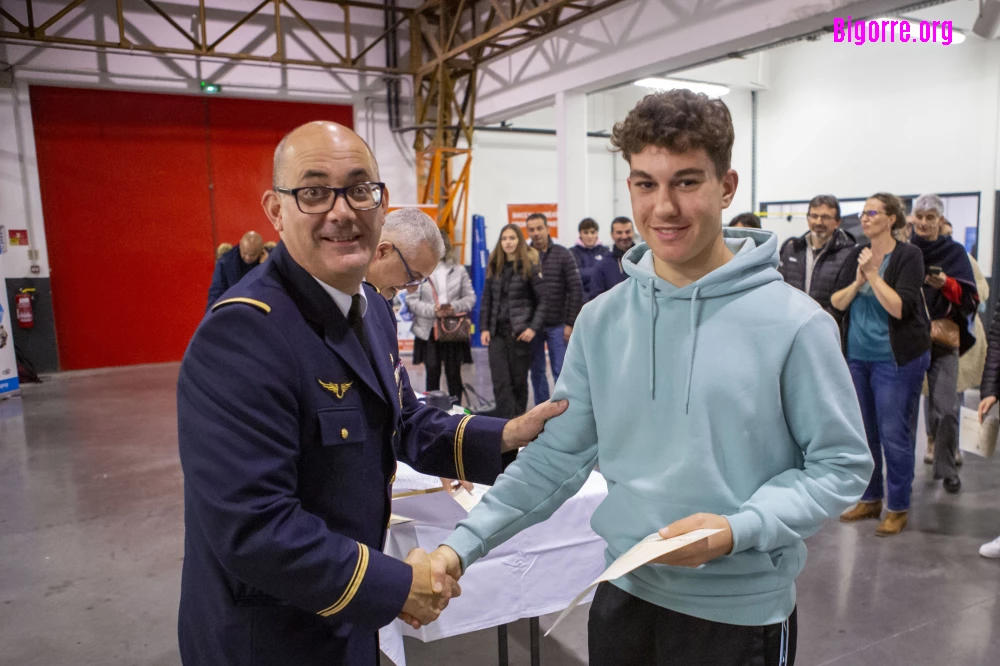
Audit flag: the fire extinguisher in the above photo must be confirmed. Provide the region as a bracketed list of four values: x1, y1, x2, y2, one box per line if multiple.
[16, 288, 35, 329]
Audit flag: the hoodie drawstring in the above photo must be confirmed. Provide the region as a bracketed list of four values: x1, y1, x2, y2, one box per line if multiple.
[648, 282, 702, 410]
[649, 278, 657, 399]
[684, 287, 702, 414]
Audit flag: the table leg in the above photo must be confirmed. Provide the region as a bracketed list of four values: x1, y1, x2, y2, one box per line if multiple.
[498, 624, 508, 666]
[530, 617, 540, 666]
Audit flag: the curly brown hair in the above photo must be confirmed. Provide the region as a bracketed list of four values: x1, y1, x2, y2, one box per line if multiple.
[610, 89, 734, 179]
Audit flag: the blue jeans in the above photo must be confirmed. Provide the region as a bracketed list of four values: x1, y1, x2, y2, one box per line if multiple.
[848, 351, 930, 512]
[529, 325, 567, 404]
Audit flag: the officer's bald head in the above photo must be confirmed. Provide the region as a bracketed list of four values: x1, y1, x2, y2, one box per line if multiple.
[272, 121, 379, 188]
[262, 121, 388, 294]
[239, 231, 265, 264]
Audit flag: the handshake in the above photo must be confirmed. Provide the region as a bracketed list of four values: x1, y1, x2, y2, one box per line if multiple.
[399, 545, 463, 629]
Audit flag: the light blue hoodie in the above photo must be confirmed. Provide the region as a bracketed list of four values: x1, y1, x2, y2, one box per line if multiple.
[445, 228, 873, 627]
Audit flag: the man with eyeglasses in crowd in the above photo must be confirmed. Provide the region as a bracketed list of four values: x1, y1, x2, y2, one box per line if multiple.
[176, 121, 566, 666]
[778, 195, 856, 317]
[365, 207, 442, 300]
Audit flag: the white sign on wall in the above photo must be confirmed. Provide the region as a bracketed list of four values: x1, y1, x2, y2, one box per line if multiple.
[0, 251, 20, 398]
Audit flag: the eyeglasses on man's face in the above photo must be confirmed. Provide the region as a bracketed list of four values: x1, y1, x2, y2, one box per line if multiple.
[807, 213, 836, 223]
[391, 244, 425, 289]
[274, 182, 386, 214]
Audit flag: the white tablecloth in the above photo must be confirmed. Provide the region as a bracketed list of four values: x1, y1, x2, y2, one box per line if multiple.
[379, 468, 609, 666]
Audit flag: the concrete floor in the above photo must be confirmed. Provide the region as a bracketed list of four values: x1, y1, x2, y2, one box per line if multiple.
[1, 359, 999, 666]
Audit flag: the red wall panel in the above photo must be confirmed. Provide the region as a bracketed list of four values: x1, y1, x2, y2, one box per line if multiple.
[30, 86, 354, 370]
[32, 86, 215, 371]
[206, 97, 353, 246]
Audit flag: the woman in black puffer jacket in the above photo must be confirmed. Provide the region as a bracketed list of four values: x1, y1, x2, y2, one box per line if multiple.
[480, 224, 546, 419]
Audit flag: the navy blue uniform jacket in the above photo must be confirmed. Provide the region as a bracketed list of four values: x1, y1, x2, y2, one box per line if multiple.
[177, 241, 506, 665]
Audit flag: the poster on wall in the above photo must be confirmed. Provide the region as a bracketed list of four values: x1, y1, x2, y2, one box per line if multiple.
[507, 203, 559, 238]
[0, 252, 20, 398]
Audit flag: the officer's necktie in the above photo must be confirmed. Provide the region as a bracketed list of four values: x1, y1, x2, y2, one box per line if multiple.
[348, 294, 371, 357]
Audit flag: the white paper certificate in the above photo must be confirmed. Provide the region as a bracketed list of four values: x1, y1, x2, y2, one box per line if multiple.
[544, 528, 723, 636]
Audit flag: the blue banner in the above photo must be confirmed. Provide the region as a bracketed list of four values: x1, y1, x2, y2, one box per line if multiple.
[470, 214, 488, 347]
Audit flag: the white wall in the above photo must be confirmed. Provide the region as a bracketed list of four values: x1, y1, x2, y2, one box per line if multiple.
[355, 101, 417, 208]
[0, 83, 50, 279]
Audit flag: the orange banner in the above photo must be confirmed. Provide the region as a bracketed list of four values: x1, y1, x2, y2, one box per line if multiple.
[507, 203, 558, 238]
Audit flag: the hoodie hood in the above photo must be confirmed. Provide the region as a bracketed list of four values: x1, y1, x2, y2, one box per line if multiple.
[622, 227, 782, 298]
[620, 228, 783, 409]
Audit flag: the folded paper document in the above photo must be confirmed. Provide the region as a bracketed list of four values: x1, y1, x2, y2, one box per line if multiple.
[545, 528, 723, 636]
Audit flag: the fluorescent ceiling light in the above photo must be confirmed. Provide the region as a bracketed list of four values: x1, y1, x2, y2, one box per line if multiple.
[951, 31, 966, 44]
[634, 78, 730, 97]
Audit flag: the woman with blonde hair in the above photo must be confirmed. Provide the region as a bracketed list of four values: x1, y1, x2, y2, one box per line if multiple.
[479, 224, 546, 419]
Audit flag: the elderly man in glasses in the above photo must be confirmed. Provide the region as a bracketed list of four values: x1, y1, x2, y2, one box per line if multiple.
[176, 121, 567, 666]
[365, 207, 443, 300]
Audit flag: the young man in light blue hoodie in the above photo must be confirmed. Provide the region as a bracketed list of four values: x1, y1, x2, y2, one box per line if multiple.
[427, 90, 873, 665]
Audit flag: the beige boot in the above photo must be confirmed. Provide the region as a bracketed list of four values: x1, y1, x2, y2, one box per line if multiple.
[924, 435, 935, 464]
[876, 511, 908, 536]
[840, 500, 883, 523]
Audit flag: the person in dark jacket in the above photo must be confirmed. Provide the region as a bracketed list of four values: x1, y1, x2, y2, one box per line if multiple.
[778, 195, 856, 316]
[832, 193, 931, 536]
[480, 224, 546, 420]
[977, 306, 1000, 558]
[569, 217, 610, 301]
[911, 193, 978, 491]
[525, 213, 583, 404]
[590, 216, 635, 298]
[206, 231, 267, 311]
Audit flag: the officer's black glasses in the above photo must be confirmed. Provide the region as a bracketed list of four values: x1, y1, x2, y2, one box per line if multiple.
[274, 182, 386, 214]
[391, 244, 425, 288]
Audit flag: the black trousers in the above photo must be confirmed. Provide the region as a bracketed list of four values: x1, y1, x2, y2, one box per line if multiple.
[589, 583, 797, 666]
[487, 332, 533, 418]
[423, 339, 465, 402]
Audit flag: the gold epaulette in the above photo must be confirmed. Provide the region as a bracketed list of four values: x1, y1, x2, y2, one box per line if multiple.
[211, 298, 271, 314]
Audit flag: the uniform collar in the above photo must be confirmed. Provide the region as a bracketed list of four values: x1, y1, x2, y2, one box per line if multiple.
[313, 277, 367, 319]
[269, 241, 393, 407]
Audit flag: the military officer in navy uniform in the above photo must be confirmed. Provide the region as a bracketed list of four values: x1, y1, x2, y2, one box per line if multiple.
[177, 121, 566, 665]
